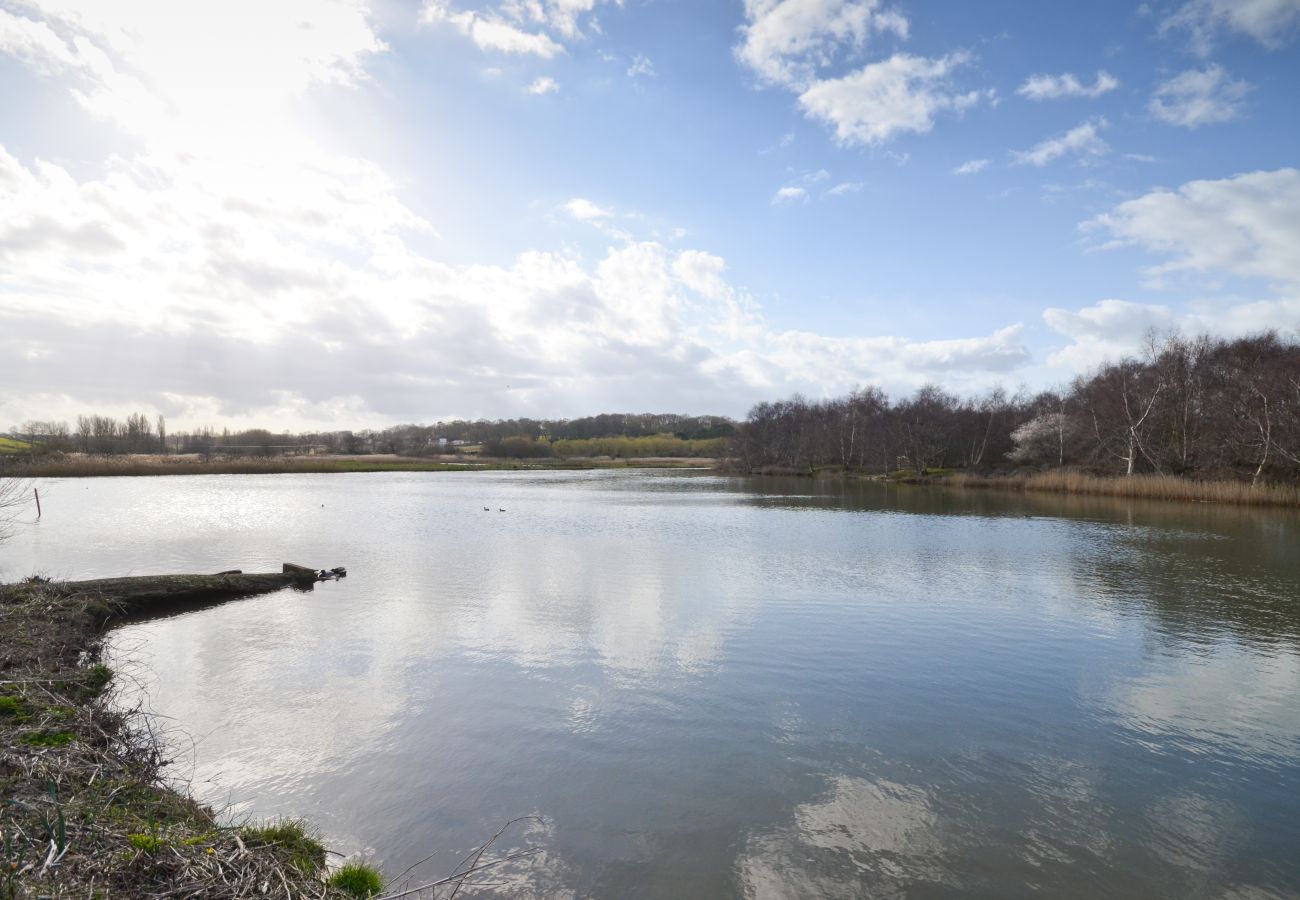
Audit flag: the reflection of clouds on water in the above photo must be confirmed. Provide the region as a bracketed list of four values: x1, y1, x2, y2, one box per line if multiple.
[451, 521, 752, 685]
[1102, 646, 1300, 764]
[68, 472, 1300, 897]
[106, 596, 411, 827]
[737, 776, 944, 899]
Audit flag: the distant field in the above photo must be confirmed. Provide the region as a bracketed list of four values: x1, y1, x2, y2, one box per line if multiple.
[551, 435, 727, 458]
[0, 436, 34, 453]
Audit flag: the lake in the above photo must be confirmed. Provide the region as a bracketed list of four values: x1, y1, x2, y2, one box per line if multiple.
[3, 470, 1298, 898]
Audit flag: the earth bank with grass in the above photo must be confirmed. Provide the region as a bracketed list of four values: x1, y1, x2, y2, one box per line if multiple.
[0, 574, 383, 899]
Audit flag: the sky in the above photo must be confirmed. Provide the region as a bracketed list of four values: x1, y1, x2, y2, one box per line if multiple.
[1, 0, 1298, 430]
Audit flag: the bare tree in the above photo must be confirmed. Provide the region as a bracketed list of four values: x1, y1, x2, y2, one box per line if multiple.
[0, 474, 32, 544]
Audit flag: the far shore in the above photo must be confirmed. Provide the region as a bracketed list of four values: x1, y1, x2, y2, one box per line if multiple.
[8, 453, 1299, 510]
[5, 452, 720, 478]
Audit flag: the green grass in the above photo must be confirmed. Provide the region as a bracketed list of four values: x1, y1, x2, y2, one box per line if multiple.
[551, 434, 726, 459]
[0, 696, 31, 721]
[22, 730, 74, 748]
[328, 862, 385, 898]
[0, 436, 33, 453]
[127, 833, 165, 853]
[240, 820, 327, 874]
[68, 664, 113, 702]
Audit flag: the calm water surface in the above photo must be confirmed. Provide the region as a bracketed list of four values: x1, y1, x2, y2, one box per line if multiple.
[4, 470, 1299, 898]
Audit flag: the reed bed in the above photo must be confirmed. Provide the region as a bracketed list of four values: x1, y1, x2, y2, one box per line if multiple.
[944, 470, 1300, 508]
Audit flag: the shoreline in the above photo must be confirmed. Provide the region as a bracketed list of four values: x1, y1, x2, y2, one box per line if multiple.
[0, 571, 368, 899]
[731, 465, 1300, 509]
[9, 454, 1299, 510]
[5, 454, 719, 479]
[929, 469, 1300, 509]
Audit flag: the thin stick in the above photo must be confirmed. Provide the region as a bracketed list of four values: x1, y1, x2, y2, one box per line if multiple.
[375, 848, 545, 900]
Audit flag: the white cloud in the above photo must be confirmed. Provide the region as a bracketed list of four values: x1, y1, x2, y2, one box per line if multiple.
[1051, 168, 1300, 368]
[671, 250, 730, 300]
[1162, 0, 1300, 52]
[0, 8, 82, 74]
[734, 0, 909, 90]
[526, 75, 560, 94]
[563, 197, 612, 220]
[825, 181, 863, 196]
[1042, 299, 1176, 368]
[523, 0, 618, 40]
[1087, 168, 1300, 286]
[1044, 295, 1300, 369]
[1148, 65, 1251, 128]
[0, 1, 1038, 429]
[797, 52, 989, 147]
[1016, 70, 1119, 101]
[421, 1, 564, 57]
[421, 0, 619, 55]
[1012, 119, 1109, 167]
[735, 3, 986, 148]
[952, 158, 989, 175]
[627, 53, 655, 78]
[0, 138, 1033, 428]
[771, 185, 808, 204]
[0, 0, 384, 145]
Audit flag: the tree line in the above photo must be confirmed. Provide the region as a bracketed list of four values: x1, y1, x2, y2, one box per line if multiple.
[7, 413, 736, 459]
[731, 331, 1300, 484]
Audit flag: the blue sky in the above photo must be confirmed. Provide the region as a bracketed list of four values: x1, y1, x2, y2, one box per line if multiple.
[1, 0, 1298, 428]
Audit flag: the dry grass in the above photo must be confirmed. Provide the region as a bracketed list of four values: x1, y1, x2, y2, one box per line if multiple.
[944, 470, 1300, 508]
[0, 578, 348, 899]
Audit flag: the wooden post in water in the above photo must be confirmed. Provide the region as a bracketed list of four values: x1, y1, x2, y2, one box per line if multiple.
[34, 487, 41, 520]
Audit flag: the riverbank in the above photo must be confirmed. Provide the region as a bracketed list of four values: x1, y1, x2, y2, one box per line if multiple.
[6, 454, 717, 478]
[0, 571, 369, 899]
[735, 464, 1300, 509]
[928, 470, 1300, 508]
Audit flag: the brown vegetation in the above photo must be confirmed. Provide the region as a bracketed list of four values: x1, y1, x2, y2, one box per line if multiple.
[944, 470, 1300, 508]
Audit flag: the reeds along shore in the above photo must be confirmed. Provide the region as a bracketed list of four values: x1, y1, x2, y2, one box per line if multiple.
[943, 470, 1300, 508]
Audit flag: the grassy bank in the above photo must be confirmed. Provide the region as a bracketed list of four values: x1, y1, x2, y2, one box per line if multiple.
[0, 574, 380, 899]
[942, 470, 1300, 508]
[7, 453, 716, 478]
